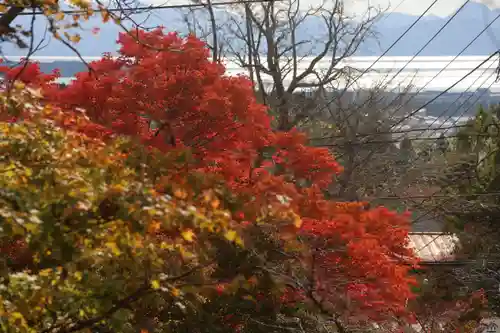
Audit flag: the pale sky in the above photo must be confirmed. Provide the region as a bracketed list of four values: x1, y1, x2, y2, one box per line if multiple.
[146, 0, 500, 17]
[351, 0, 500, 17]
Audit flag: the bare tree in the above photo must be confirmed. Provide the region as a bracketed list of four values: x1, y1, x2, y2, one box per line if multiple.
[221, 0, 380, 130]
[300, 80, 414, 202]
[179, 0, 226, 62]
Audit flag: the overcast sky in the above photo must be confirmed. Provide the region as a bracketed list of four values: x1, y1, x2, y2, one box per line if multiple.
[146, 0, 500, 17]
[351, 0, 500, 17]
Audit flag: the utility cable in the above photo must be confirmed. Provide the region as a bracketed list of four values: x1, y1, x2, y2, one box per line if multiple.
[9, 0, 276, 16]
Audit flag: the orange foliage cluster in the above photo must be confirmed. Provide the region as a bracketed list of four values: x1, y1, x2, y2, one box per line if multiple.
[0, 29, 419, 323]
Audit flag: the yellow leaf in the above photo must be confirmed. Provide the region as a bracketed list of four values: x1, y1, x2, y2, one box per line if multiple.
[8, 312, 26, 326]
[69, 0, 89, 7]
[203, 191, 213, 202]
[224, 230, 236, 242]
[69, 34, 81, 43]
[210, 199, 220, 209]
[105, 241, 121, 256]
[293, 214, 302, 228]
[171, 287, 180, 297]
[18, 175, 27, 184]
[10, 312, 23, 319]
[173, 188, 187, 199]
[234, 235, 244, 247]
[33, 252, 40, 264]
[54, 11, 65, 21]
[101, 10, 110, 23]
[74, 271, 83, 281]
[147, 220, 161, 234]
[160, 242, 173, 250]
[39, 268, 52, 277]
[151, 280, 160, 290]
[109, 184, 125, 193]
[181, 229, 195, 242]
[13, 81, 25, 90]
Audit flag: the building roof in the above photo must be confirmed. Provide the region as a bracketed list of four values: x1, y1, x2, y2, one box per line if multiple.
[408, 232, 459, 262]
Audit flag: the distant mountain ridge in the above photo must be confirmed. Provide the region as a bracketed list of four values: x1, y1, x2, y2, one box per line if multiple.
[1, 1, 500, 57]
[360, 1, 500, 56]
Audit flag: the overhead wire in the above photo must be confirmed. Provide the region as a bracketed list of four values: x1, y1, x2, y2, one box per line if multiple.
[317, 132, 500, 147]
[308, 125, 469, 141]
[361, 54, 500, 147]
[323, 0, 439, 105]
[379, 18, 500, 134]
[313, 6, 500, 141]
[319, 5, 500, 243]
[319, 55, 500, 226]
[10, 0, 276, 16]
[373, 0, 470, 110]
[360, 75, 500, 231]
[314, 54, 499, 147]
[379, 0, 407, 23]
[402, 59, 498, 140]
[308, 59, 496, 143]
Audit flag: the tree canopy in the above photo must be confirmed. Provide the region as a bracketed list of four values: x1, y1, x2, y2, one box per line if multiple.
[0, 30, 419, 332]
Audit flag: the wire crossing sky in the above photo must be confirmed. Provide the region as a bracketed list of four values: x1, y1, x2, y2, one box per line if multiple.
[351, 0, 500, 17]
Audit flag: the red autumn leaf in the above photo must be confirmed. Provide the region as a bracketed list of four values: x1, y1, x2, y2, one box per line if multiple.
[0, 28, 420, 324]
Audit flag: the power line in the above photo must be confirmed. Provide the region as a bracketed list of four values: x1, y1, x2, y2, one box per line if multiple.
[425, 72, 497, 136]
[10, 0, 274, 16]
[384, 0, 407, 19]
[315, 58, 499, 147]
[309, 0, 489, 139]
[340, 52, 499, 148]
[379, 0, 470, 105]
[405, 59, 498, 141]
[316, 133, 500, 147]
[320, 76, 498, 217]
[326, 10, 500, 142]
[308, 125, 468, 141]
[325, 0, 439, 104]
[369, 57, 498, 152]
[366, 78, 500, 224]
[309, 60, 494, 142]
[357, 80, 500, 231]
[310, 0, 440, 141]
[316, 73, 493, 143]
[320, 76, 496, 148]
[372, 192, 500, 200]
[382, 19, 500, 133]
[376, 0, 408, 27]
[359, 80, 500, 222]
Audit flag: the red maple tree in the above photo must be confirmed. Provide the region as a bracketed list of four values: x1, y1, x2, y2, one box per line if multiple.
[0, 29, 419, 326]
